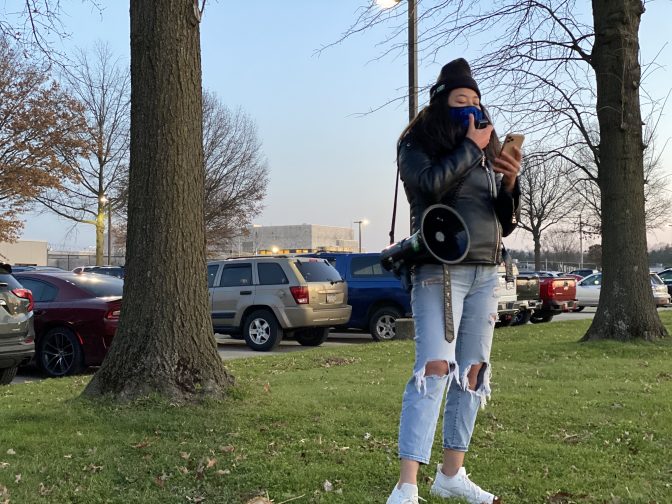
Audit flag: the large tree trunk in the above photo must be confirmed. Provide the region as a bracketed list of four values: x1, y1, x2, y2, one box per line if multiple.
[583, 0, 667, 341]
[533, 231, 541, 271]
[83, 0, 234, 400]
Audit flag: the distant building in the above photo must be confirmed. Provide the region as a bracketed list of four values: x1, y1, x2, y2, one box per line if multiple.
[215, 224, 359, 257]
[0, 240, 48, 265]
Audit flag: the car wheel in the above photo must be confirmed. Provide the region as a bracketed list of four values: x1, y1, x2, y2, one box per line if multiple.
[572, 306, 585, 312]
[495, 314, 515, 328]
[243, 309, 283, 351]
[294, 327, 330, 347]
[0, 366, 18, 385]
[530, 313, 554, 323]
[512, 309, 532, 326]
[38, 327, 83, 377]
[369, 307, 401, 341]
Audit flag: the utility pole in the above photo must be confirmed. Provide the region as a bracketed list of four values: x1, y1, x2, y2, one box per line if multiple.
[579, 214, 583, 269]
[408, 0, 417, 122]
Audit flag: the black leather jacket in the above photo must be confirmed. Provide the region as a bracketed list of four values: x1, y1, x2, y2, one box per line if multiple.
[398, 134, 520, 265]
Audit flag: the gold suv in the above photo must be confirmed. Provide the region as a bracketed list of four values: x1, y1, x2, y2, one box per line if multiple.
[208, 256, 351, 351]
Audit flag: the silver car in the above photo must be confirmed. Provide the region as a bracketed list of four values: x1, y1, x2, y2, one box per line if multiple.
[576, 272, 671, 308]
[0, 264, 35, 385]
[208, 256, 351, 351]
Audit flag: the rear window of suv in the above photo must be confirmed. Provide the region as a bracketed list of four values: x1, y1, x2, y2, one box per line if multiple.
[294, 260, 342, 283]
[351, 255, 394, 278]
[0, 272, 22, 290]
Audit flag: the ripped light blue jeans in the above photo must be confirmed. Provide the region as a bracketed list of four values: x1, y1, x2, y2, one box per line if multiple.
[398, 263, 499, 464]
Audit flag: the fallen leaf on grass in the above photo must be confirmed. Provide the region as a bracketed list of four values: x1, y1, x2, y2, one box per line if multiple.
[185, 495, 206, 503]
[320, 356, 360, 368]
[38, 482, 53, 496]
[206, 457, 217, 468]
[63, 454, 72, 459]
[323, 480, 333, 492]
[14, 474, 21, 484]
[246, 498, 272, 504]
[216, 469, 231, 476]
[219, 445, 235, 453]
[177, 466, 189, 475]
[132, 441, 151, 449]
[83, 463, 103, 473]
[0, 462, 8, 469]
[154, 473, 168, 488]
[180, 452, 191, 460]
[263, 383, 271, 393]
[5, 450, 15, 456]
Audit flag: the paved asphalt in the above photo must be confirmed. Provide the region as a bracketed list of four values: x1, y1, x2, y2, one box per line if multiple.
[10, 307, 670, 385]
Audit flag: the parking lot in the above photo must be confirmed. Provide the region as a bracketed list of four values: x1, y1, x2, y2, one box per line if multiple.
[15, 306, 672, 384]
[13, 306, 645, 385]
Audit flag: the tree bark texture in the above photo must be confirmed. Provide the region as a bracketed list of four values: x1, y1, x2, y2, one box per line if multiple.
[533, 232, 541, 271]
[83, 0, 234, 399]
[583, 0, 667, 341]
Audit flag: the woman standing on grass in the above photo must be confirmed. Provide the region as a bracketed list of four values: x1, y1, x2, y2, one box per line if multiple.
[386, 58, 522, 504]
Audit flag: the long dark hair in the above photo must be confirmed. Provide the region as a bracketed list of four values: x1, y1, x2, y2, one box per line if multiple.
[398, 97, 501, 161]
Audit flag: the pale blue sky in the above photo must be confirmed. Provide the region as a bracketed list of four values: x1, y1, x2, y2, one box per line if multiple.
[18, 0, 672, 253]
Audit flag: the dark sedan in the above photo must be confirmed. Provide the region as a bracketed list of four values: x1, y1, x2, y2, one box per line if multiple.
[14, 272, 122, 377]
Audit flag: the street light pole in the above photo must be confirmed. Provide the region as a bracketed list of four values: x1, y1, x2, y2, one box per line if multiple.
[407, 0, 417, 121]
[579, 214, 583, 269]
[377, 0, 418, 121]
[107, 201, 112, 265]
[353, 220, 368, 253]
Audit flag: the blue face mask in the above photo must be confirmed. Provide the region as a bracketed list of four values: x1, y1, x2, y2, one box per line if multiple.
[449, 106, 484, 128]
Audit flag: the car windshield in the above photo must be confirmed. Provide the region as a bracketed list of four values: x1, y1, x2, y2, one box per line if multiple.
[66, 274, 124, 297]
[650, 274, 663, 285]
[293, 259, 342, 283]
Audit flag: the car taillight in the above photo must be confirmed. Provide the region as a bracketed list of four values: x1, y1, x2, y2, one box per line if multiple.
[545, 282, 555, 298]
[105, 309, 121, 320]
[289, 286, 309, 305]
[12, 288, 34, 312]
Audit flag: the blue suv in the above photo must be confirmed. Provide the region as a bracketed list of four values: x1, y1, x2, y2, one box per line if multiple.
[302, 253, 411, 340]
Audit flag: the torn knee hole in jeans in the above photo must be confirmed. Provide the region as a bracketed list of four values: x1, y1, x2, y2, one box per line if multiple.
[413, 359, 459, 395]
[461, 362, 492, 409]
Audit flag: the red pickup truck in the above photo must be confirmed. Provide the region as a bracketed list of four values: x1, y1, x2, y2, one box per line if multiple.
[518, 271, 578, 323]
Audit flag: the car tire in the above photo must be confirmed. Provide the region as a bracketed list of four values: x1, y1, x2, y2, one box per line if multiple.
[37, 327, 83, 377]
[294, 327, 330, 347]
[495, 314, 515, 328]
[243, 309, 283, 352]
[0, 366, 18, 385]
[572, 306, 585, 312]
[530, 312, 554, 323]
[369, 307, 401, 341]
[512, 309, 532, 326]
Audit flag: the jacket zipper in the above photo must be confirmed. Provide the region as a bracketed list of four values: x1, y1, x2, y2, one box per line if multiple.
[482, 154, 501, 263]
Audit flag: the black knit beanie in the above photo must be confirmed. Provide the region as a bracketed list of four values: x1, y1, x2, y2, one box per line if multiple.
[429, 58, 481, 102]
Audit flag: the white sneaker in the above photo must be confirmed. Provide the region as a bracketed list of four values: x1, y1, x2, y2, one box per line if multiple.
[386, 482, 423, 504]
[430, 464, 500, 503]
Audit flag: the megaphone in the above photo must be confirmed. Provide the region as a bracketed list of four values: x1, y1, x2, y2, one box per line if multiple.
[380, 204, 470, 274]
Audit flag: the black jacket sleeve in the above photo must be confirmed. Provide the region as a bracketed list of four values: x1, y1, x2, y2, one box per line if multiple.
[495, 177, 521, 237]
[398, 136, 484, 200]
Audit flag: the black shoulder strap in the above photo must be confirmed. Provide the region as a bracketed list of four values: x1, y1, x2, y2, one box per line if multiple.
[389, 165, 401, 245]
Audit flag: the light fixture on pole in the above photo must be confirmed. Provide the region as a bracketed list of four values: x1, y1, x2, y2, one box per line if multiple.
[353, 219, 369, 253]
[376, 0, 417, 121]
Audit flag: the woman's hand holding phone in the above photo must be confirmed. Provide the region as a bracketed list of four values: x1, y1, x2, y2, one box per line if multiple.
[493, 134, 524, 192]
[465, 113, 493, 149]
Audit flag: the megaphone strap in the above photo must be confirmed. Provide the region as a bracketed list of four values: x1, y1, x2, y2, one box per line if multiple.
[443, 264, 456, 343]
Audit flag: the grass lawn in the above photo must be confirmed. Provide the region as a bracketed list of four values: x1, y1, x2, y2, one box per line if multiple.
[1, 313, 671, 503]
